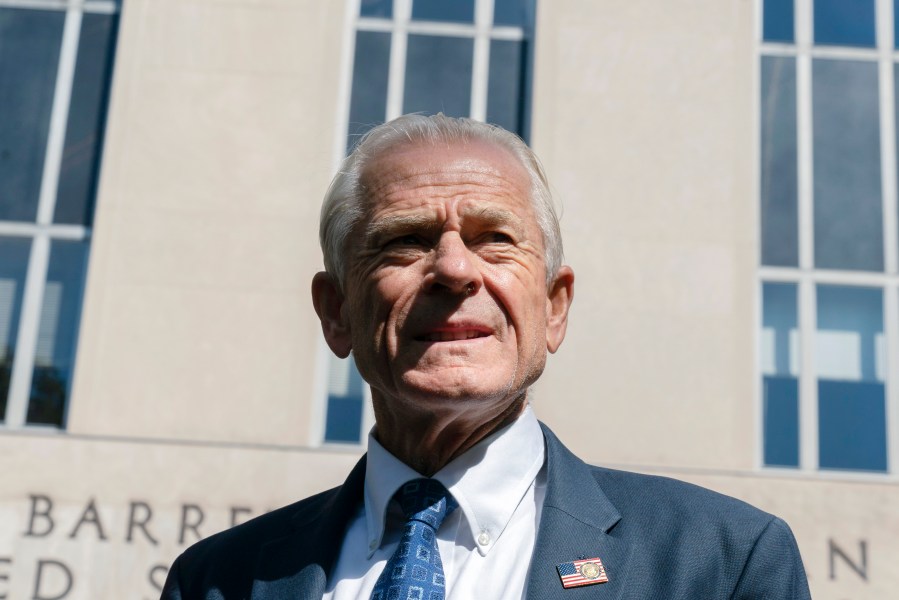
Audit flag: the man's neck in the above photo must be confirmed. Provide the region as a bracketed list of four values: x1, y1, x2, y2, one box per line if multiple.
[371, 394, 528, 476]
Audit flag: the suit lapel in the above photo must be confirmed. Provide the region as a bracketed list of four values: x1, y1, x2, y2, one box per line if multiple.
[250, 455, 367, 600]
[526, 425, 631, 599]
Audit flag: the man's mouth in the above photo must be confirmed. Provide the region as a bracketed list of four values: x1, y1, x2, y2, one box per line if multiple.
[415, 327, 492, 342]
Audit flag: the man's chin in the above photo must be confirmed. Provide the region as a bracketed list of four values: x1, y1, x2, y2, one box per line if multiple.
[395, 371, 517, 406]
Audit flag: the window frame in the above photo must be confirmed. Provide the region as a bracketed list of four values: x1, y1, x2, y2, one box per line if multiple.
[0, 0, 119, 430]
[756, 0, 899, 478]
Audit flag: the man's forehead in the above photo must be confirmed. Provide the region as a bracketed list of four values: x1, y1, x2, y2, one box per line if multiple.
[359, 138, 529, 197]
[363, 204, 525, 236]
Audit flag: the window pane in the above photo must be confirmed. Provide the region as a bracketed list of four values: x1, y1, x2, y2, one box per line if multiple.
[895, 64, 899, 252]
[55, 13, 118, 226]
[0, 237, 31, 422]
[816, 285, 887, 472]
[404, 35, 473, 118]
[487, 40, 525, 136]
[26, 240, 89, 427]
[896, 0, 899, 49]
[494, 0, 534, 27]
[347, 31, 391, 152]
[411, 0, 475, 23]
[762, 283, 800, 467]
[761, 56, 798, 267]
[813, 59, 882, 271]
[360, 0, 392, 18]
[815, 0, 876, 47]
[324, 354, 366, 443]
[763, 0, 794, 43]
[0, 8, 65, 222]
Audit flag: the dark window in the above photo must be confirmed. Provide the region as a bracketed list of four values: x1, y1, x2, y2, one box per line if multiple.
[324, 356, 366, 443]
[0, 2, 118, 428]
[816, 285, 886, 472]
[762, 283, 800, 467]
[818, 380, 887, 471]
[411, 0, 475, 23]
[760, 56, 798, 267]
[0, 238, 32, 422]
[26, 240, 88, 427]
[814, 0, 876, 48]
[487, 40, 526, 134]
[0, 8, 65, 222]
[346, 31, 391, 150]
[763, 0, 794, 43]
[494, 0, 534, 27]
[360, 0, 393, 19]
[813, 59, 882, 271]
[403, 35, 474, 117]
[55, 13, 118, 226]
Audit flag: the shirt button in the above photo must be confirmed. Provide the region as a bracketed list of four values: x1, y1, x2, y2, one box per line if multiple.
[369, 540, 377, 550]
[477, 532, 490, 546]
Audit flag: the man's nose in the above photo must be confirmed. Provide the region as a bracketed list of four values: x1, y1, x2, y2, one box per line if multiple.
[422, 232, 482, 296]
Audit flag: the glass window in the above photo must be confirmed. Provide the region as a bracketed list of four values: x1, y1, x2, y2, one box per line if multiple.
[760, 0, 895, 476]
[403, 35, 474, 118]
[27, 240, 88, 427]
[0, 1, 118, 429]
[763, 0, 794, 43]
[346, 31, 391, 150]
[487, 40, 526, 136]
[814, 0, 876, 48]
[411, 0, 475, 23]
[55, 13, 118, 226]
[494, 0, 533, 27]
[895, 0, 899, 49]
[813, 59, 882, 272]
[816, 285, 887, 471]
[324, 355, 366, 443]
[0, 237, 31, 422]
[0, 8, 65, 223]
[360, 0, 393, 19]
[762, 283, 800, 467]
[760, 56, 799, 267]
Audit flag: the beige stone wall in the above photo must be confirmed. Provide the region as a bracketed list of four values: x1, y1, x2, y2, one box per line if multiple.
[531, 0, 758, 472]
[67, 0, 346, 446]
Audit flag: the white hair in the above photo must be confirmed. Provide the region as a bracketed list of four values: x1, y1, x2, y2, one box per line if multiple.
[320, 114, 563, 287]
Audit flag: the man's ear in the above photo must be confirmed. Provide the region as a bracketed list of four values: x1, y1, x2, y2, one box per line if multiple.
[311, 271, 353, 358]
[545, 265, 574, 353]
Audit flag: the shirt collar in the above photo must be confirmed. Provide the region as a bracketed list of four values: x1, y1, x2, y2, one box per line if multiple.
[364, 404, 545, 558]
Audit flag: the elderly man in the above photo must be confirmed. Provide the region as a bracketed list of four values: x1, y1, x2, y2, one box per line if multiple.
[162, 115, 811, 599]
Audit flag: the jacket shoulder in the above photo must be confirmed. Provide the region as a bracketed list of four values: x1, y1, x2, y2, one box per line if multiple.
[162, 485, 343, 598]
[188, 485, 340, 560]
[590, 465, 775, 532]
[586, 466, 809, 598]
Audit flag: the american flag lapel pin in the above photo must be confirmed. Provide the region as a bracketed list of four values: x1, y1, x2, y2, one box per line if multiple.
[556, 557, 609, 588]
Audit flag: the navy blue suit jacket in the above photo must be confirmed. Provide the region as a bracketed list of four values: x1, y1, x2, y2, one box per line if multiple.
[161, 425, 811, 599]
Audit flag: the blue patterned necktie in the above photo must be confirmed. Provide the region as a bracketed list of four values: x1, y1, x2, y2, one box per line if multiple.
[371, 478, 458, 600]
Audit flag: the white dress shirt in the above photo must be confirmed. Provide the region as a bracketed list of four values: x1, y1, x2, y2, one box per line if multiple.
[323, 405, 547, 600]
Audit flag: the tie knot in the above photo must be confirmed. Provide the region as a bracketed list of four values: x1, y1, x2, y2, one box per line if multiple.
[396, 478, 457, 529]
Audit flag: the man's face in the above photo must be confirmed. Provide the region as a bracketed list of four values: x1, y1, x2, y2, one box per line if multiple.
[317, 140, 572, 418]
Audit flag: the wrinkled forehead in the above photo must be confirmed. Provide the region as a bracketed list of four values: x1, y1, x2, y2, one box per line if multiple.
[357, 139, 533, 213]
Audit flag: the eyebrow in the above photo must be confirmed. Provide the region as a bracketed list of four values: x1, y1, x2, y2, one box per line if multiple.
[464, 206, 524, 229]
[364, 214, 438, 244]
[363, 206, 526, 245]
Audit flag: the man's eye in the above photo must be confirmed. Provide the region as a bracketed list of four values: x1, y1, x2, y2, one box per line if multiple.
[389, 234, 424, 247]
[486, 232, 514, 244]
